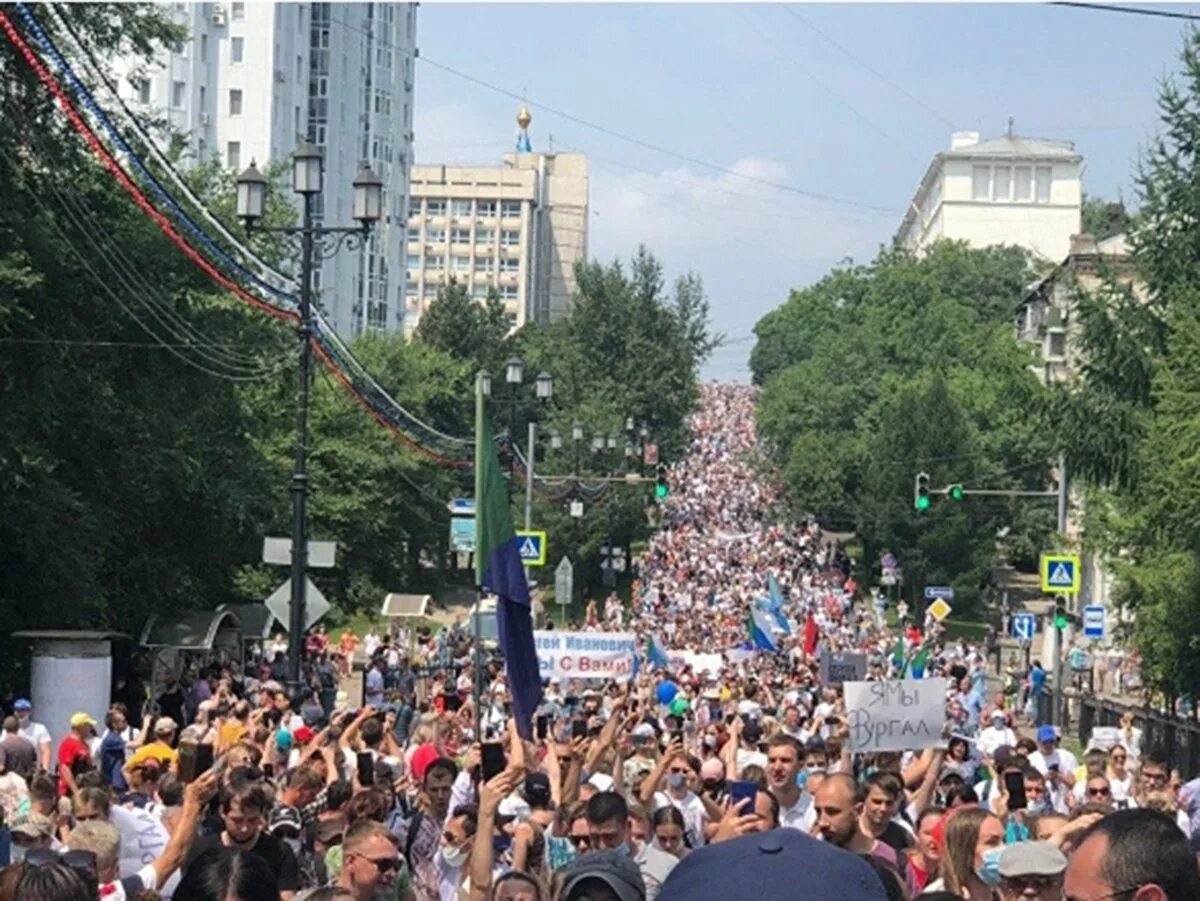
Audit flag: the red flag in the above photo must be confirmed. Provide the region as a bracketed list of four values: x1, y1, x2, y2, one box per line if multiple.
[803, 613, 820, 657]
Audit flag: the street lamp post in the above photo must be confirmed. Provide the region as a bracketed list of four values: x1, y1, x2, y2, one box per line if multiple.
[237, 145, 382, 693]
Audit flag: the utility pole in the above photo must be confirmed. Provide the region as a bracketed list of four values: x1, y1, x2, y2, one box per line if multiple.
[1052, 452, 1069, 726]
[525, 420, 536, 531]
[473, 371, 487, 744]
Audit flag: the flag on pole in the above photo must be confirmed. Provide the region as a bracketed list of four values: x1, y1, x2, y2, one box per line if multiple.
[766, 574, 793, 634]
[747, 607, 779, 652]
[910, 646, 932, 679]
[890, 634, 907, 672]
[647, 634, 671, 669]
[475, 395, 541, 740]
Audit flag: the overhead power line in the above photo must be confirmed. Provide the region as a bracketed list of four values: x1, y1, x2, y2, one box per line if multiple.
[1051, 2, 1200, 21]
[322, 13, 894, 215]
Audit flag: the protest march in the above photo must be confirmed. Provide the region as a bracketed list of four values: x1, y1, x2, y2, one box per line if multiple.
[0, 383, 1194, 901]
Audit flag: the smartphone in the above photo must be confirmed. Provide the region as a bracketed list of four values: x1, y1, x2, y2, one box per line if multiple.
[536, 714, 551, 741]
[825, 716, 840, 726]
[570, 719, 588, 740]
[481, 743, 507, 782]
[729, 780, 758, 813]
[177, 740, 198, 784]
[262, 761, 275, 780]
[196, 743, 215, 775]
[1003, 770, 1027, 810]
[357, 751, 375, 786]
[1048, 763, 1060, 773]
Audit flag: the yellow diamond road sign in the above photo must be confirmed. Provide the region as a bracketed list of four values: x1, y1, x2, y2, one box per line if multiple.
[1040, 553, 1081, 593]
[927, 598, 952, 622]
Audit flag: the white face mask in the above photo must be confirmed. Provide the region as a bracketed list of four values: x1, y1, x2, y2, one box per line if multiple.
[283, 838, 301, 858]
[10, 846, 25, 863]
[439, 845, 469, 869]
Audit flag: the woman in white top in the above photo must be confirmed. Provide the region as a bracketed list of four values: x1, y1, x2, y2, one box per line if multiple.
[1107, 744, 1136, 805]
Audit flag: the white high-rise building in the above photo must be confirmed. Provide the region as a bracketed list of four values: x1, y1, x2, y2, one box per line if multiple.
[113, 2, 417, 336]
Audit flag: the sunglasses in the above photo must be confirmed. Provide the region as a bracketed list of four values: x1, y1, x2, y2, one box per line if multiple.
[568, 834, 592, 848]
[354, 854, 399, 873]
[1087, 786, 1111, 796]
[668, 768, 689, 775]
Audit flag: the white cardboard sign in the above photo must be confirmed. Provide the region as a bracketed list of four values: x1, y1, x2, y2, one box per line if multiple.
[533, 630, 635, 680]
[844, 678, 948, 753]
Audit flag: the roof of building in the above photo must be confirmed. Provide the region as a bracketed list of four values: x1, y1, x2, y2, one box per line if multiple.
[949, 135, 1082, 161]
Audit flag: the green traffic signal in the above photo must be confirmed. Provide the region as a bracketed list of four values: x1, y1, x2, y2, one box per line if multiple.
[915, 495, 931, 511]
[914, 471, 931, 512]
[655, 481, 669, 499]
[1055, 613, 1068, 630]
[949, 484, 964, 501]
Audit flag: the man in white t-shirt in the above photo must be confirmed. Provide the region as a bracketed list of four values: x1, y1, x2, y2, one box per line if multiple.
[1028, 725, 1079, 814]
[13, 699, 51, 772]
[977, 711, 1018, 758]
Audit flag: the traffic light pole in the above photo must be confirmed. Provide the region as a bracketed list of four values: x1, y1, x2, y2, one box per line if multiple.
[1052, 452, 1068, 727]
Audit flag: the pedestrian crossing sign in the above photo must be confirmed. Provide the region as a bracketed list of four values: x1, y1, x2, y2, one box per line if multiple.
[516, 530, 547, 567]
[1040, 553, 1081, 593]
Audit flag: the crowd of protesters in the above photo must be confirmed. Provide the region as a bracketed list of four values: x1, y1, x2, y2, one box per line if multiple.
[0, 383, 1197, 901]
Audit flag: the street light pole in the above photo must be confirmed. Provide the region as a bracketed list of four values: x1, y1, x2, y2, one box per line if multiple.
[525, 420, 536, 532]
[287, 188, 315, 694]
[237, 145, 382, 695]
[473, 370, 486, 743]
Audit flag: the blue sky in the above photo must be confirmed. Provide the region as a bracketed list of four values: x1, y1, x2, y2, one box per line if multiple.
[411, 3, 1197, 380]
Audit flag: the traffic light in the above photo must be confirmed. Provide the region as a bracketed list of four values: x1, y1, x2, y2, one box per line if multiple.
[948, 483, 964, 502]
[655, 464, 669, 500]
[914, 472, 931, 511]
[1054, 600, 1068, 631]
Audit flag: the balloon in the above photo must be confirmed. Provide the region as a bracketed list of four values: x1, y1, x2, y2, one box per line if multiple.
[656, 681, 678, 705]
[669, 697, 690, 717]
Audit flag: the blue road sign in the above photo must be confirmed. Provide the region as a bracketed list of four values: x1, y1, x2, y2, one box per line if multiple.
[516, 530, 547, 567]
[1011, 612, 1037, 642]
[924, 586, 954, 601]
[1083, 605, 1106, 640]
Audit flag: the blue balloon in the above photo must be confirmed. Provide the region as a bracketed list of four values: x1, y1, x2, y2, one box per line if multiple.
[656, 681, 678, 705]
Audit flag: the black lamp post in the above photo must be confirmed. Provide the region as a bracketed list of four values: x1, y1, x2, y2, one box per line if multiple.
[237, 144, 382, 691]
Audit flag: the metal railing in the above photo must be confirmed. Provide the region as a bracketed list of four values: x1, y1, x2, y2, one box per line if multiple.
[1078, 694, 1200, 776]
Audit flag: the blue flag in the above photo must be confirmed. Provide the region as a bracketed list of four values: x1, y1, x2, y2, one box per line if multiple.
[475, 395, 541, 740]
[647, 634, 670, 669]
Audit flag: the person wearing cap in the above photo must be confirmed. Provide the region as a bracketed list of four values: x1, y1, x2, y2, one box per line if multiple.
[124, 717, 179, 781]
[1028, 725, 1077, 814]
[995, 840, 1066, 901]
[731, 718, 767, 775]
[557, 846, 647, 901]
[978, 710, 1018, 758]
[8, 810, 58, 861]
[13, 699, 52, 772]
[657, 827, 888, 901]
[57, 711, 97, 798]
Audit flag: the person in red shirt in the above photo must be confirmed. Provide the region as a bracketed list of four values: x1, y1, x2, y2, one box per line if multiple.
[58, 711, 96, 797]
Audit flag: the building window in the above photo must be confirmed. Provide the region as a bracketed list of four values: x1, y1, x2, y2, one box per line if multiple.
[972, 165, 990, 201]
[501, 200, 522, 218]
[500, 284, 518, 300]
[500, 229, 520, 247]
[993, 165, 1011, 201]
[451, 227, 471, 244]
[407, 228, 421, 243]
[133, 77, 150, 104]
[406, 253, 420, 270]
[229, 89, 243, 116]
[475, 228, 494, 245]
[1047, 330, 1066, 358]
[425, 254, 444, 270]
[471, 285, 488, 299]
[425, 198, 446, 217]
[451, 199, 472, 217]
[231, 37, 244, 63]
[426, 228, 446, 244]
[477, 200, 497, 218]
[1035, 166, 1052, 203]
[226, 141, 241, 170]
[423, 285, 438, 299]
[200, 34, 208, 62]
[1014, 165, 1032, 202]
[199, 85, 206, 109]
[171, 80, 186, 108]
[452, 256, 470, 273]
[500, 257, 519, 272]
[474, 257, 492, 273]
[231, 1, 245, 20]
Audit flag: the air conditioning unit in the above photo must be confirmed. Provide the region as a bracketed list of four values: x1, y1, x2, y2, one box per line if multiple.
[211, 6, 226, 25]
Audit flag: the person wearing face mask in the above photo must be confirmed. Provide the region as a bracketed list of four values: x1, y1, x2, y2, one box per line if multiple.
[12, 700, 51, 773]
[936, 807, 1005, 900]
[640, 750, 707, 851]
[696, 759, 726, 806]
[434, 806, 475, 901]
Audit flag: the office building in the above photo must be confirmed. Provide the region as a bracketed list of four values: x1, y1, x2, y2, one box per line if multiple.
[111, 1, 417, 336]
[897, 130, 1084, 263]
[405, 109, 589, 333]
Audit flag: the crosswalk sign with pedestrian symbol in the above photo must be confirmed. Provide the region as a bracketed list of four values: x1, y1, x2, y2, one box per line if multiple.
[516, 530, 547, 567]
[1040, 553, 1081, 593]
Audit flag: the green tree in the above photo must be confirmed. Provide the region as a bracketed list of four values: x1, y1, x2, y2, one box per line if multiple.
[1081, 195, 1131, 243]
[413, 280, 511, 374]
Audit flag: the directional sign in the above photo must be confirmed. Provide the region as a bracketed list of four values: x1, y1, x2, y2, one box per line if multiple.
[927, 598, 953, 622]
[265, 577, 331, 632]
[1011, 612, 1037, 642]
[1041, 553, 1081, 593]
[1082, 604, 1106, 640]
[555, 556, 574, 606]
[643, 443, 659, 466]
[446, 497, 475, 516]
[449, 517, 475, 553]
[516, 530, 547, 567]
[263, 537, 337, 568]
[924, 586, 954, 601]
